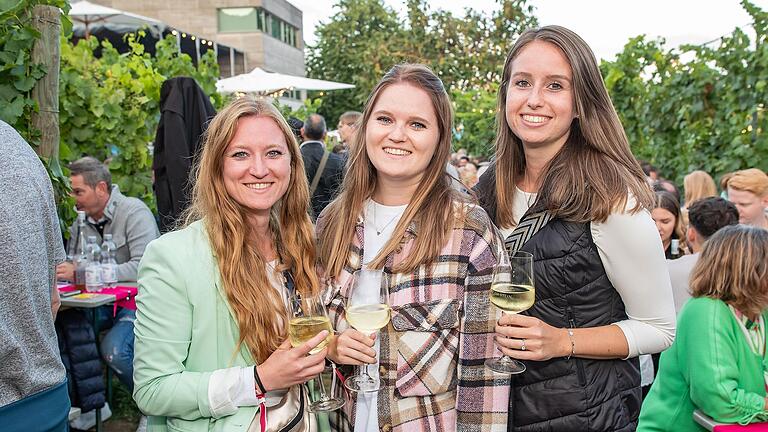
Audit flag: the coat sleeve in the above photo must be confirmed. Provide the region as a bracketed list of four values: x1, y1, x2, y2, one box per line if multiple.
[684, 300, 768, 425]
[456, 215, 510, 431]
[132, 238, 215, 419]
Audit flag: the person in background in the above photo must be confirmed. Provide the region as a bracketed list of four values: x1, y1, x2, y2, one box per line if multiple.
[55, 156, 159, 391]
[652, 190, 687, 259]
[0, 120, 69, 431]
[319, 64, 510, 431]
[653, 178, 682, 204]
[723, 168, 768, 229]
[668, 197, 739, 313]
[638, 225, 768, 431]
[133, 97, 327, 431]
[681, 169, 717, 227]
[337, 111, 362, 150]
[640, 161, 659, 183]
[474, 25, 675, 431]
[300, 114, 345, 220]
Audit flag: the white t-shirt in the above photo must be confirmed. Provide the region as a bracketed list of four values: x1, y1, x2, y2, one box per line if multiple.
[354, 199, 407, 432]
[499, 187, 676, 358]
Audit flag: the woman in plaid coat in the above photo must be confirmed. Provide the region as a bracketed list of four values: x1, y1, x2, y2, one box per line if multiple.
[316, 64, 510, 432]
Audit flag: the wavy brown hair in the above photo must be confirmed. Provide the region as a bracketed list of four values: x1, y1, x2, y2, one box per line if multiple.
[690, 225, 768, 318]
[493, 25, 653, 228]
[184, 97, 319, 363]
[319, 64, 469, 278]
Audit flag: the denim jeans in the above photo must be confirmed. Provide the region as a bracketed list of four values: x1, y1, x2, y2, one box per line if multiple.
[98, 307, 135, 391]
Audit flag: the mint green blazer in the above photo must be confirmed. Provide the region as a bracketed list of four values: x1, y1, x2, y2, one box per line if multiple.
[133, 221, 258, 432]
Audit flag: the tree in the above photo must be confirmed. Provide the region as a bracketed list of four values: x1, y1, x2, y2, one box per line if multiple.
[306, 0, 537, 140]
[602, 0, 767, 186]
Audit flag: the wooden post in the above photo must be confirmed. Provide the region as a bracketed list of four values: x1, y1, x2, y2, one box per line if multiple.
[30, 5, 61, 160]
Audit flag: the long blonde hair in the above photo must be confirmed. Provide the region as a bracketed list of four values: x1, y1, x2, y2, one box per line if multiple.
[319, 64, 468, 279]
[683, 170, 717, 206]
[493, 25, 653, 228]
[185, 97, 319, 363]
[690, 225, 768, 317]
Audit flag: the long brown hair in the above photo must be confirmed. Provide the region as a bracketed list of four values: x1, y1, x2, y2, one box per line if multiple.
[690, 225, 768, 318]
[184, 97, 319, 363]
[319, 64, 467, 279]
[493, 25, 653, 228]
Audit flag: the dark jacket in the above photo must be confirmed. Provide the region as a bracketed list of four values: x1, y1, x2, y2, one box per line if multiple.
[300, 141, 344, 220]
[152, 77, 216, 233]
[56, 310, 105, 413]
[474, 170, 641, 432]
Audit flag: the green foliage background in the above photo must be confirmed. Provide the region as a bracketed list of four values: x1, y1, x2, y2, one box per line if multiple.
[306, 0, 536, 157]
[601, 0, 767, 185]
[59, 32, 222, 210]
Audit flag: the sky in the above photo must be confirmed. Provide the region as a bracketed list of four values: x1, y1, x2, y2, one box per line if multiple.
[287, 0, 766, 61]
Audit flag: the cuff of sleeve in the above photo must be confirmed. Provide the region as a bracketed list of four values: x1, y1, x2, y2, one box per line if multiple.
[613, 321, 639, 359]
[207, 366, 258, 418]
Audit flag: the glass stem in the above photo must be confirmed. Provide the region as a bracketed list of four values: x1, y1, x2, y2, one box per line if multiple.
[316, 371, 328, 399]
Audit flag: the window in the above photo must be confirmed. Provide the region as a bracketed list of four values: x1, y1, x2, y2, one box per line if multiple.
[218, 7, 299, 48]
[218, 8, 260, 32]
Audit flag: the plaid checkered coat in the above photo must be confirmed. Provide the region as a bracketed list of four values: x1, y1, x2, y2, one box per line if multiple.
[319, 204, 510, 432]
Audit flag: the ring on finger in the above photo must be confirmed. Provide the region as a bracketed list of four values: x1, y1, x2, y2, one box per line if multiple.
[520, 338, 526, 351]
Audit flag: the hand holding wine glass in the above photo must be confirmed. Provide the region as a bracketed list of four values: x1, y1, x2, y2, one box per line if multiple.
[486, 250, 535, 374]
[343, 269, 390, 393]
[287, 291, 345, 412]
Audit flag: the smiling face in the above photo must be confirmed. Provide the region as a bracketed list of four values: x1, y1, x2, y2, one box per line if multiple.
[222, 116, 292, 219]
[505, 40, 576, 153]
[365, 83, 440, 193]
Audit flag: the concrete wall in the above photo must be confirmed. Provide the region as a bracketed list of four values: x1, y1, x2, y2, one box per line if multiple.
[95, 0, 304, 76]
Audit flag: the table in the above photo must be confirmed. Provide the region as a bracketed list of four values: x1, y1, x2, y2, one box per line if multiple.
[59, 284, 136, 432]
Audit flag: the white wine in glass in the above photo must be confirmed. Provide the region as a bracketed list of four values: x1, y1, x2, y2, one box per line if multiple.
[344, 269, 390, 393]
[486, 250, 535, 374]
[288, 291, 344, 412]
[289, 315, 333, 354]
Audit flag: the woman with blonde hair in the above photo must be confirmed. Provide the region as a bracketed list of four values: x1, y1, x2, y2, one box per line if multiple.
[318, 64, 510, 431]
[133, 97, 327, 431]
[681, 170, 718, 227]
[683, 170, 717, 206]
[473, 25, 676, 431]
[638, 225, 768, 430]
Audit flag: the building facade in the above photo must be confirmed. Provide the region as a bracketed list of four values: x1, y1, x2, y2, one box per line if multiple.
[95, 0, 305, 76]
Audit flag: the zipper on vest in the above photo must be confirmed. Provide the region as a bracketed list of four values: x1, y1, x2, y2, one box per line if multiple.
[566, 307, 587, 387]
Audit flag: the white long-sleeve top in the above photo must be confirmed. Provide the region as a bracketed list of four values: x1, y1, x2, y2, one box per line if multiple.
[499, 188, 676, 358]
[206, 261, 288, 418]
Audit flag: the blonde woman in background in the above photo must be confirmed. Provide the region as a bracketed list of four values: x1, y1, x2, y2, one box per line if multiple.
[681, 170, 717, 227]
[133, 98, 327, 431]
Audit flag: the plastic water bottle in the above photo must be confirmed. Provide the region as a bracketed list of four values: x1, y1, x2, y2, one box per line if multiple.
[670, 239, 680, 258]
[100, 234, 118, 288]
[85, 236, 103, 292]
[73, 211, 88, 291]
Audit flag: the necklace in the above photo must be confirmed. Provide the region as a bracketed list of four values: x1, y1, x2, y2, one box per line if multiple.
[369, 202, 401, 236]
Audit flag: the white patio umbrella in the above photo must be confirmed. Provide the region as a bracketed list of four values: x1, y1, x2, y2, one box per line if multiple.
[216, 67, 355, 95]
[69, 0, 166, 38]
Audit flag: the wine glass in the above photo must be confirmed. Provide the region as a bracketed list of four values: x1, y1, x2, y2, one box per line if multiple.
[288, 291, 345, 412]
[343, 269, 391, 393]
[486, 250, 535, 374]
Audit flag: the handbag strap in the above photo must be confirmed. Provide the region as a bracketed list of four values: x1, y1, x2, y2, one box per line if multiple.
[309, 150, 330, 197]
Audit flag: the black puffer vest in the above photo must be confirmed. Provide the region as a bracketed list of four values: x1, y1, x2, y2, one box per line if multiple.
[474, 170, 641, 432]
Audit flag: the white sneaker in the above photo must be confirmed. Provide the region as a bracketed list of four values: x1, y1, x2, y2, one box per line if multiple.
[69, 402, 112, 430]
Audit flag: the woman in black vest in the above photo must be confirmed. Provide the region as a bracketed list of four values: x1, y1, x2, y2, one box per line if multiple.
[474, 26, 677, 431]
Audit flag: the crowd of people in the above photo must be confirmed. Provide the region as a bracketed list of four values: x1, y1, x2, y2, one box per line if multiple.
[2, 23, 768, 432]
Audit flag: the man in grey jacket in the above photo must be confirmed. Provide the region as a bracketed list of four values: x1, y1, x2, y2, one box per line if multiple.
[55, 156, 159, 391]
